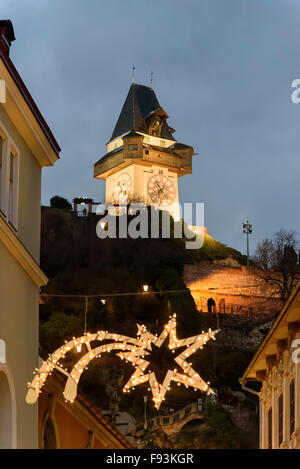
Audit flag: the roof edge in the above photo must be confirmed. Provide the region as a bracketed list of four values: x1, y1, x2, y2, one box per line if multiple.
[0, 49, 60, 157]
[240, 282, 300, 384]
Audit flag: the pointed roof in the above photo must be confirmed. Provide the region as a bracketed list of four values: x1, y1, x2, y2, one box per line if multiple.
[110, 83, 175, 142]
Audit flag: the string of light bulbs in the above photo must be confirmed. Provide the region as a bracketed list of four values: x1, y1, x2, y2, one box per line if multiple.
[26, 314, 220, 410]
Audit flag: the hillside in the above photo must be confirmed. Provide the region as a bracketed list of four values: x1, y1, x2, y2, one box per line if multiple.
[39, 204, 260, 448]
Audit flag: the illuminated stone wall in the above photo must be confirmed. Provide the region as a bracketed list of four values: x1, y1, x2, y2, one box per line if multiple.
[184, 264, 282, 317]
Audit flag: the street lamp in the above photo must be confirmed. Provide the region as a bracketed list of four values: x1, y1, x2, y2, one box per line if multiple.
[242, 220, 253, 268]
[143, 396, 148, 430]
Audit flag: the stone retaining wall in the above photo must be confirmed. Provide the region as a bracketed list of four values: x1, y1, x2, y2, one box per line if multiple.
[184, 264, 281, 317]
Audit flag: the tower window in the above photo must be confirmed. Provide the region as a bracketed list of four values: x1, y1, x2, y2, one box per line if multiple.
[128, 144, 137, 151]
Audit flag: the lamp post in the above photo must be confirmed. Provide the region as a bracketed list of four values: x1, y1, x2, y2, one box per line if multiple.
[143, 396, 148, 430]
[242, 220, 253, 268]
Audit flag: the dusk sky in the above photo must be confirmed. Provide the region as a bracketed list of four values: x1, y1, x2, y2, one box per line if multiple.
[2, 0, 300, 254]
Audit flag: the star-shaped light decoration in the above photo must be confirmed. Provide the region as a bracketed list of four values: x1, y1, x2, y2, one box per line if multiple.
[118, 314, 219, 409]
[26, 314, 219, 410]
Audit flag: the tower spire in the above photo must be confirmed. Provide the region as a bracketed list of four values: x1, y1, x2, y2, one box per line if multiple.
[150, 71, 153, 89]
[131, 66, 135, 83]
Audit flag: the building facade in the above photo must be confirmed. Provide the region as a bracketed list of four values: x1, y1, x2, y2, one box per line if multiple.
[0, 20, 60, 448]
[94, 82, 195, 221]
[241, 283, 300, 449]
[39, 373, 132, 449]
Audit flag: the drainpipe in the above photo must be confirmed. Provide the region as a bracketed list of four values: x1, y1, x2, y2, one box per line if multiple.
[240, 381, 261, 449]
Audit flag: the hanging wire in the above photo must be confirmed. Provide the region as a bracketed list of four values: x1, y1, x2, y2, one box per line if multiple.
[40, 283, 266, 300]
[41, 289, 190, 299]
[84, 296, 88, 335]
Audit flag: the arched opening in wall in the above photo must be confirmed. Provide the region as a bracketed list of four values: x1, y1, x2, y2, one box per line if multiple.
[177, 418, 204, 444]
[0, 371, 12, 448]
[207, 298, 216, 313]
[219, 298, 225, 314]
[0, 340, 5, 363]
[43, 417, 57, 449]
[180, 417, 204, 432]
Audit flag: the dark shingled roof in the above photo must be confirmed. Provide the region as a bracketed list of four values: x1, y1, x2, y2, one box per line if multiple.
[110, 83, 175, 142]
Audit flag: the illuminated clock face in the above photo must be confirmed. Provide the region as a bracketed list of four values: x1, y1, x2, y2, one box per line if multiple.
[113, 173, 132, 204]
[147, 174, 176, 206]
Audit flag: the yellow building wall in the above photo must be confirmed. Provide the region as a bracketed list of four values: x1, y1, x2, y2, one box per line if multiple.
[0, 241, 39, 448]
[0, 105, 42, 262]
[0, 97, 45, 448]
[38, 389, 130, 449]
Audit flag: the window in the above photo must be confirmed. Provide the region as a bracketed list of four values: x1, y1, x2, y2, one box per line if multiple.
[278, 394, 283, 446]
[7, 151, 18, 229]
[207, 298, 216, 313]
[268, 407, 272, 449]
[290, 380, 295, 437]
[43, 418, 57, 449]
[0, 122, 19, 231]
[128, 144, 137, 151]
[8, 153, 14, 223]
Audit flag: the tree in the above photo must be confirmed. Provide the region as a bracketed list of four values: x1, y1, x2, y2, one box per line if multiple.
[50, 195, 72, 210]
[253, 229, 300, 303]
[205, 403, 238, 448]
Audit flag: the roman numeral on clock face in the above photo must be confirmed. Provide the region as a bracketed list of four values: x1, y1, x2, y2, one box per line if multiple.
[113, 173, 132, 203]
[147, 174, 176, 206]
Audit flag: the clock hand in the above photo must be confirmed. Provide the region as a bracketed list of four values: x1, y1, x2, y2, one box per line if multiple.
[156, 182, 165, 194]
[118, 182, 126, 194]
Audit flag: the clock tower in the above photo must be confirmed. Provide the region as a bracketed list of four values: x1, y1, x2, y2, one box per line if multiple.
[94, 83, 195, 220]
